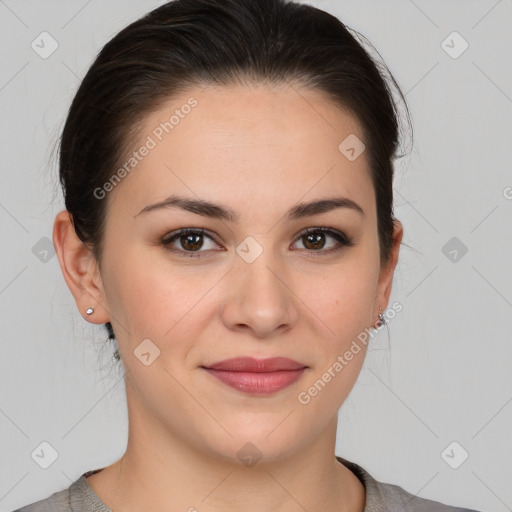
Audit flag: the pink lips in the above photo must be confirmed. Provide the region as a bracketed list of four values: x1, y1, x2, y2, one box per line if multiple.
[202, 357, 307, 395]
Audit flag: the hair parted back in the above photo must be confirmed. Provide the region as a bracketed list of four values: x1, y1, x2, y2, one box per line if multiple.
[58, 0, 411, 343]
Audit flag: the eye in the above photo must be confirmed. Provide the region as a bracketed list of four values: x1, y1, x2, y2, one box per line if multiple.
[161, 228, 221, 257]
[291, 227, 353, 255]
[161, 226, 353, 258]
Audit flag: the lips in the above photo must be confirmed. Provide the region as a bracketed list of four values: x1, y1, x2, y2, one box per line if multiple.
[201, 357, 307, 395]
[203, 357, 306, 372]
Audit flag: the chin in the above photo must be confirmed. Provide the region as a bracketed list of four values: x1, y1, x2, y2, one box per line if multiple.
[199, 422, 306, 468]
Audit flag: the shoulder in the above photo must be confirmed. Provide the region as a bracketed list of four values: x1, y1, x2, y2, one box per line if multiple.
[336, 456, 484, 512]
[12, 485, 71, 512]
[11, 469, 110, 512]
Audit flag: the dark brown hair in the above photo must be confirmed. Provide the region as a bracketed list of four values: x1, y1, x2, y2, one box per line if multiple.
[58, 0, 411, 342]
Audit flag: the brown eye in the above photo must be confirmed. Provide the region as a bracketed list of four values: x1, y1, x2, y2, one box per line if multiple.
[293, 227, 353, 255]
[179, 232, 204, 251]
[302, 232, 327, 250]
[162, 228, 220, 256]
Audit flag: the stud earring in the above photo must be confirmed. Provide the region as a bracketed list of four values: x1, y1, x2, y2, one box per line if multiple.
[377, 307, 386, 326]
[86, 307, 94, 315]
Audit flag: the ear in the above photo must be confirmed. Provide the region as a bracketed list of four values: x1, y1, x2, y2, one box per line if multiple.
[53, 210, 110, 324]
[373, 219, 403, 323]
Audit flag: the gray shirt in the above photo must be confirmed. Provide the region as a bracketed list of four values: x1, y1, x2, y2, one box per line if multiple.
[13, 456, 482, 512]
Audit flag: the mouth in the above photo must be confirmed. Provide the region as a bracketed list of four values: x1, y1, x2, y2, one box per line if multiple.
[201, 357, 308, 395]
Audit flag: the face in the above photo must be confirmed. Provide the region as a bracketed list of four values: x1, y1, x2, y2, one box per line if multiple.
[70, 83, 400, 464]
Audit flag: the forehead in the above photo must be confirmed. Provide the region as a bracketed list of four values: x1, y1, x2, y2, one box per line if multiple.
[112, 83, 374, 219]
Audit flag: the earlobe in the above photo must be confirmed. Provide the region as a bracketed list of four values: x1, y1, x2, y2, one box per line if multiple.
[52, 210, 110, 324]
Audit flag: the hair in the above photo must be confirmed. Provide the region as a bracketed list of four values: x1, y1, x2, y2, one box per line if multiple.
[58, 0, 411, 347]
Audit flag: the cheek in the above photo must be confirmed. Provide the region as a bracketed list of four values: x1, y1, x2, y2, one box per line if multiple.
[307, 256, 379, 340]
[292, 265, 377, 417]
[101, 246, 220, 352]
[100, 247, 170, 340]
[101, 225, 379, 362]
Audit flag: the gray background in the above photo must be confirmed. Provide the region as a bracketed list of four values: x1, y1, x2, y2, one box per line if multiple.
[1, 0, 511, 510]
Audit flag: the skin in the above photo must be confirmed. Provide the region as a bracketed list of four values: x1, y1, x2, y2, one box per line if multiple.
[53, 82, 402, 512]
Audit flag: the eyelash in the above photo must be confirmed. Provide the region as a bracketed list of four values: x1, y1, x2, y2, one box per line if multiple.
[161, 227, 354, 258]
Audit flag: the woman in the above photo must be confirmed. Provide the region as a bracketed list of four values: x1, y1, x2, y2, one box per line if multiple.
[14, 0, 482, 510]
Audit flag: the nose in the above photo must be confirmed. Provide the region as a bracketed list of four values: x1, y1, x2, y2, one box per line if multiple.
[220, 245, 300, 339]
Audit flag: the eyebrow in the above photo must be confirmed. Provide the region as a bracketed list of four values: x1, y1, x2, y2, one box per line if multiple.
[134, 194, 365, 221]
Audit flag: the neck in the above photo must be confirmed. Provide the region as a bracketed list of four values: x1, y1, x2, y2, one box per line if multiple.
[86, 379, 365, 512]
